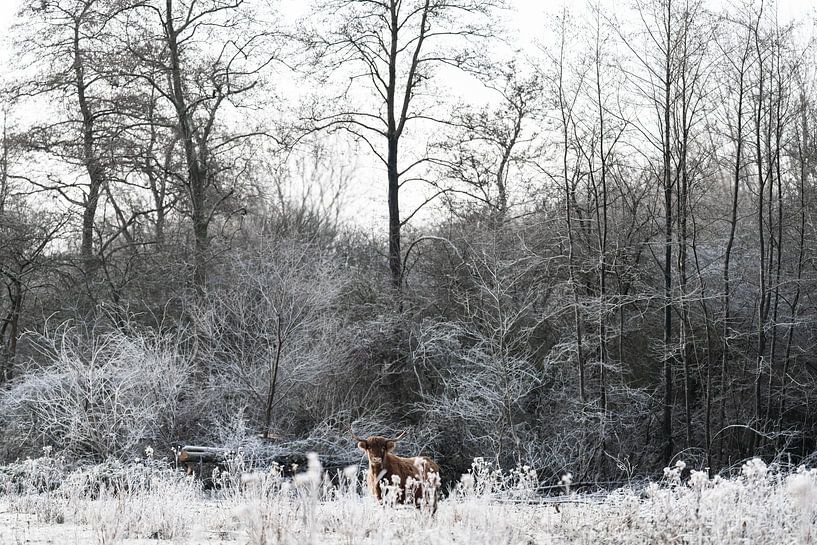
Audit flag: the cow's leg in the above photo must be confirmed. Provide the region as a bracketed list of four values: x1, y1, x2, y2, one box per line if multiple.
[368, 474, 382, 501]
[413, 487, 422, 509]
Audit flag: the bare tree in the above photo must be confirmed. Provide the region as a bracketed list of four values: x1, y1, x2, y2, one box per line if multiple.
[711, 4, 753, 467]
[544, 8, 589, 405]
[672, 0, 711, 450]
[581, 2, 630, 413]
[306, 0, 504, 293]
[120, 0, 280, 294]
[779, 73, 813, 437]
[437, 62, 541, 222]
[614, 0, 683, 465]
[13, 0, 130, 278]
[0, 107, 67, 382]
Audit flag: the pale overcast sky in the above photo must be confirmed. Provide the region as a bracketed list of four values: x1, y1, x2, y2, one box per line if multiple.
[0, 0, 547, 71]
[0, 0, 814, 227]
[0, 0, 17, 30]
[0, 0, 551, 30]
[1, 0, 813, 58]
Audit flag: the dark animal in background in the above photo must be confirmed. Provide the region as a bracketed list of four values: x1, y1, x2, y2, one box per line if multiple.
[352, 430, 440, 512]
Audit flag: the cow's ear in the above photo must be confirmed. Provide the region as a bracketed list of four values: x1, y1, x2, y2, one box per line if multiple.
[386, 440, 395, 451]
[357, 441, 368, 450]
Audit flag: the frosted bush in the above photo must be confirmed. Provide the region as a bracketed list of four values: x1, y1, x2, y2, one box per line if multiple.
[688, 469, 710, 491]
[787, 467, 817, 511]
[459, 472, 476, 494]
[662, 459, 686, 486]
[86, 495, 127, 545]
[741, 457, 768, 481]
[455, 457, 506, 498]
[14, 494, 67, 524]
[508, 464, 538, 499]
[0, 326, 192, 460]
[0, 448, 66, 495]
[451, 459, 542, 501]
[341, 464, 359, 495]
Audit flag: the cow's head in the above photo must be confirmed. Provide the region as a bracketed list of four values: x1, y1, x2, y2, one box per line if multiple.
[352, 430, 406, 466]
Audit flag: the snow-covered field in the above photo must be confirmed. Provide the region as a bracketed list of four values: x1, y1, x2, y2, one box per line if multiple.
[0, 454, 814, 545]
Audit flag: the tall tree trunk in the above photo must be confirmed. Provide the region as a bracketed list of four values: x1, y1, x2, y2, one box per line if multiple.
[753, 24, 767, 445]
[662, 0, 675, 466]
[719, 19, 750, 469]
[0, 278, 22, 383]
[165, 0, 207, 295]
[385, 1, 403, 296]
[595, 27, 609, 413]
[145, 89, 168, 249]
[73, 13, 103, 278]
[691, 216, 714, 473]
[557, 19, 585, 404]
[780, 89, 808, 436]
[766, 50, 784, 425]
[387, 137, 402, 291]
[720, 121, 742, 467]
[678, 69, 691, 449]
[679, 154, 690, 449]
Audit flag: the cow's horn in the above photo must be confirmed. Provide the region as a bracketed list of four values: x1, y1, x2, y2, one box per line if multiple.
[350, 427, 366, 442]
[386, 430, 406, 442]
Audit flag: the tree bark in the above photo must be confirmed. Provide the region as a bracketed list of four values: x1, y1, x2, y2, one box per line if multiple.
[165, 0, 208, 295]
[73, 7, 104, 278]
[0, 278, 22, 383]
[753, 20, 767, 442]
[387, 137, 402, 291]
[662, 0, 675, 466]
[595, 24, 609, 413]
[557, 17, 586, 404]
[718, 18, 751, 468]
[780, 87, 808, 436]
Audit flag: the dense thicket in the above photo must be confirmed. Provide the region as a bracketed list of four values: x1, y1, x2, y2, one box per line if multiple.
[1, 0, 816, 484]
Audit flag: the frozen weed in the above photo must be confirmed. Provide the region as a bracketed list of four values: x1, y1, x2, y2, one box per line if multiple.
[0, 456, 815, 544]
[0, 447, 66, 495]
[452, 457, 539, 501]
[123, 475, 197, 540]
[553, 458, 817, 545]
[86, 495, 127, 545]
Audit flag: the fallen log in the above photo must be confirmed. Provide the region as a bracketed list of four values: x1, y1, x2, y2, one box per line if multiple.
[176, 446, 231, 463]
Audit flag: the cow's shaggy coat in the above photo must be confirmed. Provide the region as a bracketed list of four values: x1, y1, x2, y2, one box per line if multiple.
[354, 433, 440, 512]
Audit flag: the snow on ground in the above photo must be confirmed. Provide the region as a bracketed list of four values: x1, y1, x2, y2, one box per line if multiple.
[0, 499, 238, 544]
[0, 456, 814, 545]
[0, 495, 561, 545]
